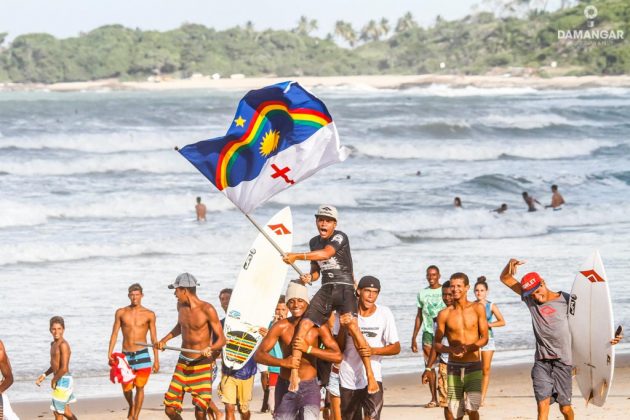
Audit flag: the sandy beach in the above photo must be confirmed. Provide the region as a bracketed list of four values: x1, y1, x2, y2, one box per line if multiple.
[10, 354, 630, 419]
[3, 74, 630, 93]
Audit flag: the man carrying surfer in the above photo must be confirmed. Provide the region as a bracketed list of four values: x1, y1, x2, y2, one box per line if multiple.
[282, 205, 379, 394]
[158, 273, 226, 420]
[499, 259, 623, 420]
[107, 283, 159, 420]
[255, 282, 342, 419]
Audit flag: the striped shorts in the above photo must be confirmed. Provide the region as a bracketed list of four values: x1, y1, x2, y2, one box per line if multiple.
[164, 355, 213, 413]
[447, 360, 482, 418]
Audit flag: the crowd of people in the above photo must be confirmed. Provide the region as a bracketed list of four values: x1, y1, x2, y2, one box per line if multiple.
[0, 203, 623, 420]
[453, 184, 566, 213]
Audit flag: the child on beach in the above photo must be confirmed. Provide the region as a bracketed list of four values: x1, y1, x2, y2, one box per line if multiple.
[474, 276, 506, 407]
[36, 316, 77, 420]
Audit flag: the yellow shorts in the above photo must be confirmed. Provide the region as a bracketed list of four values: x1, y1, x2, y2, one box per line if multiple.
[219, 375, 254, 413]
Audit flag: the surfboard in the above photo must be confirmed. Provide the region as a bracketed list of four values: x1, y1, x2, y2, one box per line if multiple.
[222, 206, 293, 370]
[568, 250, 615, 407]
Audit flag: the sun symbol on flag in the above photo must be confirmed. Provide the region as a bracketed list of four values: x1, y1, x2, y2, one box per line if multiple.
[260, 129, 280, 157]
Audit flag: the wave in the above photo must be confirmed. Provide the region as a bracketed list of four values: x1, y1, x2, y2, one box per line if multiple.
[0, 131, 206, 154]
[352, 138, 613, 161]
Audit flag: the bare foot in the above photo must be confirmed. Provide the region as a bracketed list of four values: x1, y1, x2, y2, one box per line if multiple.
[288, 369, 301, 393]
[367, 378, 380, 394]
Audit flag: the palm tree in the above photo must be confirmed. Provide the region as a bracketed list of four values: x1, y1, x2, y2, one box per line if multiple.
[361, 20, 383, 42]
[380, 18, 390, 38]
[295, 16, 318, 36]
[334, 20, 357, 47]
[395, 12, 417, 33]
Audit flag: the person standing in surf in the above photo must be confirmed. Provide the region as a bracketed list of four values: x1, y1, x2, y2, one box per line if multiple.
[282, 205, 379, 394]
[545, 185, 565, 210]
[522, 192, 541, 212]
[411, 265, 446, 408]
[473, 276, 506, 407]
[107, 283, 159, 420]
[255, 282, 342, 420]
[158, 273, 225, 420]
[434, 273, 488, 420]
[196, 197, 207, 221]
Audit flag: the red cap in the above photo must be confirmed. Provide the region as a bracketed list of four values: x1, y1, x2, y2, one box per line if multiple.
[521, 272, 542, 296]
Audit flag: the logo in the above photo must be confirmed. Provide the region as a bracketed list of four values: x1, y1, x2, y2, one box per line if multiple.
[580, 269, 604, 283]
[228, 310, 241, 319]
[363, 331, 378, 338]
[331, 234, 344, 244]
[584, 5, 597, 20]
[540, 306, 556, 317]
[569, 294, 577, 315]
[243, 248, 256, 269]
[558, 5, 624, 44]
[268, 223, 291, 235]
[270, 164, 295, 185]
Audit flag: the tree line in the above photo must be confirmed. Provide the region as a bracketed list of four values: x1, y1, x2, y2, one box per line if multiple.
[0, 0, 627, 84]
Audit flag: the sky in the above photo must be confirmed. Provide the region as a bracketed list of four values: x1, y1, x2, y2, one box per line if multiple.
[1, 0, 487, 41]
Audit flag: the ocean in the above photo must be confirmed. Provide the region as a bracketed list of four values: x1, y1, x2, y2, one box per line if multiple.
[1, 84, 629, 401]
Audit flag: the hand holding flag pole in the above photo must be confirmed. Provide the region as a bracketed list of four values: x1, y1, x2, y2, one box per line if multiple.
[177, 81, 348, 277]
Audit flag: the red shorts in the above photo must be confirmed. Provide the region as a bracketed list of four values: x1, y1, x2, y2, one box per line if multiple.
[268, 372, 279, 387]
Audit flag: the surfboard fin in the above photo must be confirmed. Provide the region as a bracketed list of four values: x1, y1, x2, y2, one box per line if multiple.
[586, 390, 593, 406]
[599, 380, 607, 398]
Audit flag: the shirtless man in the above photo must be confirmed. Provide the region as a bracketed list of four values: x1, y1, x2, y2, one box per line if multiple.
[0, 340, 19, 420]
[255, 282, 342, 420]
[283, 205, 378, 394]
[434, 273, 488, 420]
[158, 273, 226, 420]
[107, 283, 159, 420]
[545, 185, 565, 210]
[522, 192, 541, 212]
[36, 316, 77, 420]
[196, 197, 207, 221]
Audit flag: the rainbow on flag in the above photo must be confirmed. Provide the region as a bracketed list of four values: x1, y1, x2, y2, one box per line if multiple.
[179, 81, 348, 214]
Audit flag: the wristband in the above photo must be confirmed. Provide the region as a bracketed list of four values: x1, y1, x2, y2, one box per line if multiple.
[424, 367, 432, 372]
[306, 345, 313, 354]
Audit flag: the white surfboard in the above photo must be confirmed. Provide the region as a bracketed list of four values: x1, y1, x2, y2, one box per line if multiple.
[222, 206, 293, 370]
[568, 250, 615, 407]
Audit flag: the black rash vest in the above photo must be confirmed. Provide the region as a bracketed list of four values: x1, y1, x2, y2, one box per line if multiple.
[309, 230, 354, 285]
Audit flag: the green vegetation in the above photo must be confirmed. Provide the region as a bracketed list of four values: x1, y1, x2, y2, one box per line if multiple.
[0, 0, 627, 83]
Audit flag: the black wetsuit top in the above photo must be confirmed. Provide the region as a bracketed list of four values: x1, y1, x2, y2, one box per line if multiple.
[309, 230, 354, 286]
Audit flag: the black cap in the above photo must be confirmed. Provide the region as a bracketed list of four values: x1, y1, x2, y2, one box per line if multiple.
[358, 275, 381, 291]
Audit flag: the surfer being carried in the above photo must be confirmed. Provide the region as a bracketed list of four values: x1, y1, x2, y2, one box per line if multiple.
[283, 205, 379, 394]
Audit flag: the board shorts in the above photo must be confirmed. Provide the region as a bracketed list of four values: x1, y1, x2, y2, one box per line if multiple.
[122, 348, 153, 391]
[164, 355, 213, 413]
[447, 361, 482, 418]
[274, 377, 321, 420]
[531, 359, 572, 406]
[1, 393, 20, 420]
[422, 331, 434, 347]
[268, 372, 279, 387]
[437, 362, 449, 408]
[219, 374, 254, 413]
[326, 365, 341, 398]
[340, 382, 384, 420]
[51, 374, 77, 413]
[305, 283, 357, 327]
[481, 336, 496, 352]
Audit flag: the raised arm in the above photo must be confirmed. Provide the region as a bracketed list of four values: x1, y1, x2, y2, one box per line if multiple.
[489, 303, 506, 328]
[0, 340, 14, 393]
[500, 258, 524, 296]
[107, 309, 123, 362]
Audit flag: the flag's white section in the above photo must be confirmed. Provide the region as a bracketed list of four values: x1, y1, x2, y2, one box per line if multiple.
[224, 123, 348, 214]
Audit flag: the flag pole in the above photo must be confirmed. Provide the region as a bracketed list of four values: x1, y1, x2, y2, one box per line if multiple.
[243, 212, 304, 277]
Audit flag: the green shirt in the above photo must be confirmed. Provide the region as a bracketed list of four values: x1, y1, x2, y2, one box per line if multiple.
[417, 286, 446, 335]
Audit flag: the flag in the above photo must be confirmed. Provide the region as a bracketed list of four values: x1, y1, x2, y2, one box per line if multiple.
[179, 81, 348, 214]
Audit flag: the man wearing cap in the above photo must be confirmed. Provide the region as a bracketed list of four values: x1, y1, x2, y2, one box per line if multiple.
[158, 273, 226, 420]
[255, 282, 342, 420]
[501, 259, 573, 420]
[336, 276, 400, 420]
[283, 205, 378, 395]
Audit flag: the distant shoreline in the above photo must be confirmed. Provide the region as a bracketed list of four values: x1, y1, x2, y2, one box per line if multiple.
[3, 74, 630, 93]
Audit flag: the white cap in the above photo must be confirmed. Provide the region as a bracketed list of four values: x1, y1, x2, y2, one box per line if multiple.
[315, 205, 338, 221]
